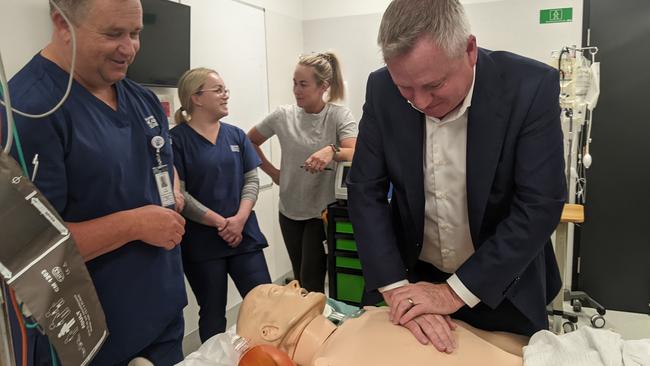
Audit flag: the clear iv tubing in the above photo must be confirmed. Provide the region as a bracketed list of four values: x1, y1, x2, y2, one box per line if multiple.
[1, 0, 77, 154]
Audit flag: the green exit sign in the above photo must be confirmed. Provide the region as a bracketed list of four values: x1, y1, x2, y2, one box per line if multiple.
[540, 8, 573, 24]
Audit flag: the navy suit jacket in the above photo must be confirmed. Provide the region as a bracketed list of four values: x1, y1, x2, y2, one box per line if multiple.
[347, 48, 566, 330]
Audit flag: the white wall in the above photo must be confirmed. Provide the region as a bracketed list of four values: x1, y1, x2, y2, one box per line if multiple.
[240, 0, 303, 19]
[303, 0, 508, 20]
[0, 0, 52, 78]
[303, 0, 390, 20]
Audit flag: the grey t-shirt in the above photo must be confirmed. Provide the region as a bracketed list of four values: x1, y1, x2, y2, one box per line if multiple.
[255, 103, 358, 220]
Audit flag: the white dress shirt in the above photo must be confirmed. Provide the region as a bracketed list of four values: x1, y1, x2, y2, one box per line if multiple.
[380, 68, 480, 308]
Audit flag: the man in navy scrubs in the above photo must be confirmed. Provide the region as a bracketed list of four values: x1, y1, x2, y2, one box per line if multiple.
[4, 0, 187, 364]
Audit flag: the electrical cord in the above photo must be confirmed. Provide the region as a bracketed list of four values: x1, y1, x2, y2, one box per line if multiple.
[18, 303, 40, 331]
[15, 305, 59, 366]
[9, 288, 27, 366]
[0, 0, 77, 154]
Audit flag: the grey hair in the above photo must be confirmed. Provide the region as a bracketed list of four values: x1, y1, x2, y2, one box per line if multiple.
[378, 0, 471, 62]
[48, 0, 94, 24]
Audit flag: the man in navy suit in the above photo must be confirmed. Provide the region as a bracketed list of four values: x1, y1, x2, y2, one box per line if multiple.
[347, 0, 566, 353]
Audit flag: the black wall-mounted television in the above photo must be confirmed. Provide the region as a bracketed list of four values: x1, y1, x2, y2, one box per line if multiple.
[127, 0, 191, 87]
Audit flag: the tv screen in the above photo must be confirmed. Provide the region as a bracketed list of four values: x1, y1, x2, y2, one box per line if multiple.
[127, 0, 191, 87]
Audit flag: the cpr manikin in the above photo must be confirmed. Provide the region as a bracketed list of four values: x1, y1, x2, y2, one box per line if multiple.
[236, 281, 528, 366]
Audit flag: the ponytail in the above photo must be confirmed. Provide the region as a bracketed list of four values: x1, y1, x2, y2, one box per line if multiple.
[174, 107, 189, 124]
[322, 52, 345, 102]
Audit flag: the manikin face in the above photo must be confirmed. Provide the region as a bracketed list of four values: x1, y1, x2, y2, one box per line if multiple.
[63, 0, 143, 90]
[387, 35, 478, 119]
[293, 64, 328, 111]
[237, 281, 326, 347]
[192, 73, 230, 119]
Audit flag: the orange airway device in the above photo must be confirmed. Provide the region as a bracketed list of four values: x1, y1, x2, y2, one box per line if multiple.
[238, 344, 297, 366]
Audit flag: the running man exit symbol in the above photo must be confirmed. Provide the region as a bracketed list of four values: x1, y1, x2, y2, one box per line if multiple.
[540, 8, 573, 24]
[551, 9, 561, 21]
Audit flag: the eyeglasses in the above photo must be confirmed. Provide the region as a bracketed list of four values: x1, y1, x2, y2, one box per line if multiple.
[196, 88, 230, 97]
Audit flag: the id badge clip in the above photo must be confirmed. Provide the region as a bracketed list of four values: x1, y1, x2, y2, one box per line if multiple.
[151, 136, 175, 208]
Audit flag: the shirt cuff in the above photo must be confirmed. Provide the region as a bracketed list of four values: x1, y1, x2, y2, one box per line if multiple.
[378, 280, 409, 293]
[447, 274, 480, 308]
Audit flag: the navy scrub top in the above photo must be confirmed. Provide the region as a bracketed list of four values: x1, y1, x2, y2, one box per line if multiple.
[6, 54, 187, 365]
[171, 122, 267, 261]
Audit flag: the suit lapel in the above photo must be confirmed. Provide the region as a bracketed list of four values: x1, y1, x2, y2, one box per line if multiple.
[466, 50, 509, 243]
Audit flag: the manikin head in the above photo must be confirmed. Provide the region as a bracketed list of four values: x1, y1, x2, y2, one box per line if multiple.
[237, 281, 326, 353]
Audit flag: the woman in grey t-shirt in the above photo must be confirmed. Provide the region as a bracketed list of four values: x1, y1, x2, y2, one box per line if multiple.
[248, 52, 358, 292]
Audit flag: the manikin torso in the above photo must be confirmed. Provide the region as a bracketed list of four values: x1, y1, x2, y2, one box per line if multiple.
[235, 282, 528, 366]
[302, 307, 525, 366]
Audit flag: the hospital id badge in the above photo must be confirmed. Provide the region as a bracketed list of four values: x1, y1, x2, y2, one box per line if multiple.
[153, 165, 175, 208]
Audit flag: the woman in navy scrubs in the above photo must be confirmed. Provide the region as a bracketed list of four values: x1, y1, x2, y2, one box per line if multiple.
[171, 68, 271, 341]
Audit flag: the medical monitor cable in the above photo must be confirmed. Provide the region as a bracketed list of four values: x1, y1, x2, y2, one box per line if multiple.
[0, 0, 77, 155]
